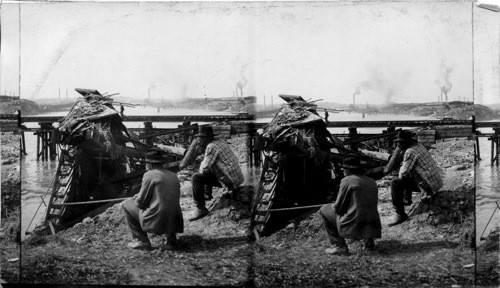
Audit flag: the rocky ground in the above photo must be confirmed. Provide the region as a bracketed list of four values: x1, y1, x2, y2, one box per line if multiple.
[1, 132, 21, 283]
[20, 133, 257, 286]
[252, 138, 477, 287]
[476, 226, 500, 286]
[15, 137, 492, 286]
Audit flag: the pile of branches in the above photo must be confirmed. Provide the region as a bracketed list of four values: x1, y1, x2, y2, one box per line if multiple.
[260, 100, 327, 157]
[57, 92, 125, 150]
[59, 94, 117, 132]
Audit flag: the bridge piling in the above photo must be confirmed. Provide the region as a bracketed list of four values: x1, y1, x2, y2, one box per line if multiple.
[35, 123, 58, 161]
[474, 133, 481, 161]
[144, 122, 153, 146]
[20, 131, 27, 156]
[490, 128, 500, 166]
[347, 127, 359, 151]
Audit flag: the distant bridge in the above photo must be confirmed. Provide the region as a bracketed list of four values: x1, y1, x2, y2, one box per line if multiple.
[20, 113, 254, 124]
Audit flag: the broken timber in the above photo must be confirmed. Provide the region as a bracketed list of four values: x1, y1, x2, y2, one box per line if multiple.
[250, 96, 388, 238]
[42, 88, 184, 232]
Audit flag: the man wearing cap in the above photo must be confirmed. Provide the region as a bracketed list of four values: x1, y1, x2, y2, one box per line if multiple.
[188, 125, 244, 221]
[388, 130, 443, 226]
[319, 154, 382, 255]
[122, 148, 184, 250]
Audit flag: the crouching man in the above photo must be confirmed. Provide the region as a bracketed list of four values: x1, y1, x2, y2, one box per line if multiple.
[122, 148, 184, 250]
[388, 130, 443, 226]
[320, 155, 382, 255]
[188, 125, 244, 222]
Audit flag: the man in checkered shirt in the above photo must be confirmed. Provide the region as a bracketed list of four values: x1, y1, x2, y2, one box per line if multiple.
[388, 130, 443, 226]
[188, 125, 244, 222]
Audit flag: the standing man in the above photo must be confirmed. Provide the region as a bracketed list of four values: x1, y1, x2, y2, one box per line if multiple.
[188, 125, 244, 222]
[122, 148, 184, 250]
[320, 155, 382, 255]
[388, 130, 443, 226]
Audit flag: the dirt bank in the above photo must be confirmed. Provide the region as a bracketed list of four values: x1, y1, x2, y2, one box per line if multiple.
[21, 134, 256, 285]
[1, 132, 21, 283]
[476, 226, 500, 286]
[19, 137, 477, 286]
[376, 104, 474, 120]
[252, 138, 476, 287]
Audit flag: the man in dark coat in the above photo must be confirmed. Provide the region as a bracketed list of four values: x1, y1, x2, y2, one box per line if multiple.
[320, 154, 382, 255]
[122, 148, 184, 250]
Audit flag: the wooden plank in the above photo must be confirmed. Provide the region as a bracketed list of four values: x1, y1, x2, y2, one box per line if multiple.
[113, 133, 151, 149]
[138, 124, 198, 139]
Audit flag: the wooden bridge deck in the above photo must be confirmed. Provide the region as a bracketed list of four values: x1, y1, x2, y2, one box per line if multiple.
[0, 112, 498, 129]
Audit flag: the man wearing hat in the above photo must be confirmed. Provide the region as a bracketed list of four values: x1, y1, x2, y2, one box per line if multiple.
[319, 154, 382, 255]
[388, 130, 443, 226]
[188, 125, 244, 221]
[122, 148, 184, 250]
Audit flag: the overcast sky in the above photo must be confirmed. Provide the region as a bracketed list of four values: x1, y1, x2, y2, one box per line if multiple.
[0, 1, 498, 104]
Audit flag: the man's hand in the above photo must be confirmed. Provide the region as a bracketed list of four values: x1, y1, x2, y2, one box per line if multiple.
[383, 166, 391, 175]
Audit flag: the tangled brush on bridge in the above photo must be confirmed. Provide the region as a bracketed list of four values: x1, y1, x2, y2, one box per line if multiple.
[251, 95, 388, 237]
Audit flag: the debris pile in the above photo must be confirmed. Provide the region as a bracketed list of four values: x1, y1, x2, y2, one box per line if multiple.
[252, 95, 387, 237]
[40, 89, 182, 233]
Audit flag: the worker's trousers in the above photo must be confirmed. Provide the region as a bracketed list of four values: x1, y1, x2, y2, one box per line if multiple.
[192, 172, 222, 209]
[122, 198, 151, 245]
[390, 177, 420, 214]
[319, 204, 347, 247]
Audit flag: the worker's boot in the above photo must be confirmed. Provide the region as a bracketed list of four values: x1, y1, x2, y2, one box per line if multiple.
[188, 206, 209, 222]
[363, 238, 375, 251]
[325, 244, 349, 256]
[162, 233, 177, 251]
[127, 240, 152, 250]
[388, 212, 409, 227]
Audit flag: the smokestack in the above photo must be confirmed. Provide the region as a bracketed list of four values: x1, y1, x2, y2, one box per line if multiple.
[148, 89, 151, 99]
[263, 94, 266, 107]
[66, 89, 68, 100]
[352, 93, 356, 108]
[59, 89, 61, 101]
[271, 95, 273, 107]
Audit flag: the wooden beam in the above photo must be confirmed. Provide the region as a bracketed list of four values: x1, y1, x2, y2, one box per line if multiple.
[139, 124, 198, 139]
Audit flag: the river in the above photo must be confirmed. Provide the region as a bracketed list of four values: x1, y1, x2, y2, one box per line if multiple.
[475, 126, 500, 242]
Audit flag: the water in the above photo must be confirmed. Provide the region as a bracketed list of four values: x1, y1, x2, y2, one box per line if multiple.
[21, 133, 58, 238]
[475, 127, 500, 241]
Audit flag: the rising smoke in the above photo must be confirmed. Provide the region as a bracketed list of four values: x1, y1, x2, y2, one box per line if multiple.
[236, 64, 249, 97]
[353, 80, 373, 97]
[435, 64, 453, 102]
[352, 67, 411, 104]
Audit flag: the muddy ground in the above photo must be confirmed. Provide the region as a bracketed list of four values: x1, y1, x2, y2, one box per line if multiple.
[1, 132, 21, 283]
[477, 226, 500, 286]
[16, 137, 490, 286]
[20, 134, 256, 286]
[253, 139, 477, 287]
